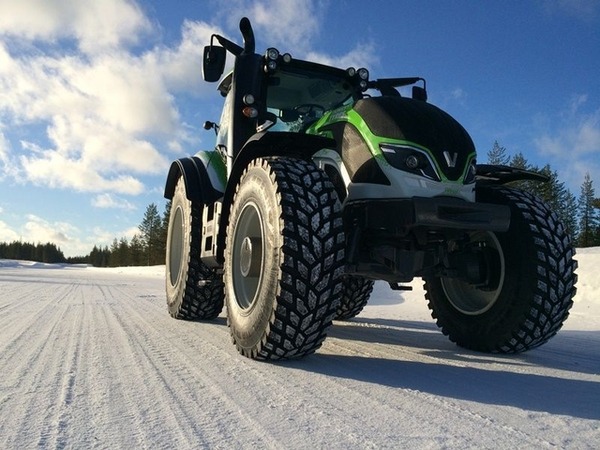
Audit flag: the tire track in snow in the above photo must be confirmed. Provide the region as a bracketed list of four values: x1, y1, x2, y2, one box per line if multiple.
[122, 290, 483, 448]
[0, 282, 84, 449]
[35, 288, 85, 449]
[121, 287, 566, 449]
[106, 283, 289, 449]
[2, 266, 597, 449]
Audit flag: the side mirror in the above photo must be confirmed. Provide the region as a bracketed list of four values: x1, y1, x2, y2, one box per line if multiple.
[203, 45, 226, 82]
[412, 86, 428, 102]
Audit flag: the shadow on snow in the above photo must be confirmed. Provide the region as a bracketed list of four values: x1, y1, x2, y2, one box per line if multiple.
[284, 318, 600, 420]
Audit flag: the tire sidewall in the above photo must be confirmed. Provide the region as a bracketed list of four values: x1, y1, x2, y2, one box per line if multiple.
[224, 163, 282, 351]
[427, 187, 538, 349]
[165, 178, 191, 315]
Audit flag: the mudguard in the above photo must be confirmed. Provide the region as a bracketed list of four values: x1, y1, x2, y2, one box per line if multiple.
[475, 164, 549, 185]
[211, 131, 336, 265]
[232, 131, 335, 172]
[164, 151, 226, 204]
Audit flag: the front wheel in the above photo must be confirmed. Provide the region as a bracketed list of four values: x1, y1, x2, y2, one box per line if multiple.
[424, 186, 577, 353]
[224, 157, 345, 360]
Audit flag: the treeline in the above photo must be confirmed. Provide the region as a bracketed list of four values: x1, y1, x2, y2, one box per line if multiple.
[0, 203, 170, 267]
[69, 202, 171, 267]
[487, 141, 600, 247]
[0, 241, 66, 264]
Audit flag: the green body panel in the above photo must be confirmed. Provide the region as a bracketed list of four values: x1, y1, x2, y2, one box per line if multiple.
[306, 99, 476, 201]
[194, 150, 227, 193]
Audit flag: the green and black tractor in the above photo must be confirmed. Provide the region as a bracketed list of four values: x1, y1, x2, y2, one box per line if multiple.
[163, 18, 576, 360]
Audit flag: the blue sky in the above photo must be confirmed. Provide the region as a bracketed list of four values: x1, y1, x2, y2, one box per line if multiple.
[0, 0, 599, 257]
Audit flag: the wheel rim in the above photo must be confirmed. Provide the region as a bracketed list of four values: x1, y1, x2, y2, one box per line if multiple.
[231, 202, 265, 310]
[168, 205, 185, 287]
[441, 231, 505, 316]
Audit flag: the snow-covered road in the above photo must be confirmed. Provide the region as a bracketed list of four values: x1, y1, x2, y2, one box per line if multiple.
[1, 249, 599, 449]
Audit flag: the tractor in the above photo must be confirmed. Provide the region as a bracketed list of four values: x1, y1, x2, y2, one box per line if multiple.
[163, 18, 576, 360]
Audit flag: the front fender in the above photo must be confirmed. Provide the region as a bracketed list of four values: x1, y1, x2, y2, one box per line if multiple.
[232, 131, 336, 174]
[223, 131, 336, 208]
[213, 131, 336, 264]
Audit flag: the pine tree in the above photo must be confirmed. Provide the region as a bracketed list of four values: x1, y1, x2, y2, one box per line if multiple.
[108, 238, 120, 267]
[156, 201, 171, 265]
[129, 234, 144, 266]
[89, 245, 100, 267]
[118, 237, 130, 266]
[509, 152, 528, 170]
[562, 191, 579, 240]
[508, 152, 537, 193]
[162, 200, 171, 244]
[139, 203, 163, 265]
[577, 172, 599, 247]
[487, 141, 510, 165]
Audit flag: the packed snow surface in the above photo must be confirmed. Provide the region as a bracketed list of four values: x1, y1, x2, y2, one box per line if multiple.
[1, 248, 599, 449]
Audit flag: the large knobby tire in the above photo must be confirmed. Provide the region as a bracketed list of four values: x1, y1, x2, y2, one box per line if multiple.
[165, 177, 224, 320]
[224, 157, 345, 360]
[424, 186, 577, 353]
[335, 276, 374, 320]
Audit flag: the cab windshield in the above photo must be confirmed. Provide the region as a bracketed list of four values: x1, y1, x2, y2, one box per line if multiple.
[266, 65, 358, 132]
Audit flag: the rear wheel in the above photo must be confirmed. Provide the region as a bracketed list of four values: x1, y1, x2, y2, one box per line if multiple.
[424, 187, 577, 353]
[165, 177, 224, 320]
[335, 276, 374, 320]
[224, 157, 345, 360]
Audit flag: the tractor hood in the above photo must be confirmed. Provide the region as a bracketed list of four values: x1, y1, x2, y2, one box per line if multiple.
[353, 96, 475, 181]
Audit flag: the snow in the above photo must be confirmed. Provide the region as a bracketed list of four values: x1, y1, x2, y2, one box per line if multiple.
[0, 249, 599, 449]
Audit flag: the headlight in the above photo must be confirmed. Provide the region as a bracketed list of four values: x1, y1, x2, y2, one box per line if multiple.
[264, 48, 279, 72]
[380, 144, 441, 181]
[266, 48, 279, 60]
[357, 68, 369, 80]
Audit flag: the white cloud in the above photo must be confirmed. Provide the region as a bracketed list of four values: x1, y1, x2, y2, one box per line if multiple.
[0, 0, 152, 54]
[19, 149, 146, 194]
[248, 0, 323, 53]
[149, 20, 223, 95]
[0, 129, 10, 176]
[451, 88, 466, 101]
[21, 214, 78, 246]
[0, 220, 19, 242]
[535, 108, 600, 157]
[213, 0, 324, 54]
[0, 3, 204, 195]
[92, 193, 136, 210]
[533, 98, 600, 191]
[305, 42, 379, 72]
[542, 0, 600, 22]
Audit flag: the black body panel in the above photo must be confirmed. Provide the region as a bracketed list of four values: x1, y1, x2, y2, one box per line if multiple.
[354, 97, 476, 180]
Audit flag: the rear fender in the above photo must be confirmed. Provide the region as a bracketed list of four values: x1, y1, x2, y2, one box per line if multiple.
[163, 152, 226, 204]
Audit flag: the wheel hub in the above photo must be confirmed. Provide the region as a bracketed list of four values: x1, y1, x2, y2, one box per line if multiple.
[240, 237, 262, 277]
[441, 232, 505, 316]
[231, 202, 265, 310]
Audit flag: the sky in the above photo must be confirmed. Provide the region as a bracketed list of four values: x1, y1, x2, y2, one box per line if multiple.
[0, 0, 599, 257]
